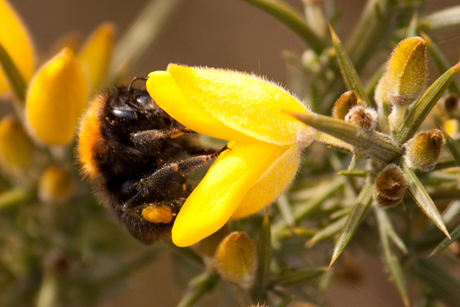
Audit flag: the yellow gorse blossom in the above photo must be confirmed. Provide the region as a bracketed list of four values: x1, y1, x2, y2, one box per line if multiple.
[26, 48, 89, 145]
[0, 0, 35, 94]
[0, 0, 114, 145]
[147, 64, 316, 247]
[25, 24, 114, 145]
[78, 22, 115, 91]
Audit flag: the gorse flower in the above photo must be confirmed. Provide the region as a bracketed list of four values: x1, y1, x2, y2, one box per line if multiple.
[0, 0, 35, 94]
[26, 48, 89, 145]
[147, 64, 316, 247]
[0, 0, 114, 145]
[25, 24, 114, 145]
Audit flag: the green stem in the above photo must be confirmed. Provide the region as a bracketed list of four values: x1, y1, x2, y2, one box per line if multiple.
[0, 188, 33, 210]
[0, 42, 27, 103]
[240, 0, 325, 54]
[36, 270, 59, 307]
[176, 271, 219, 307]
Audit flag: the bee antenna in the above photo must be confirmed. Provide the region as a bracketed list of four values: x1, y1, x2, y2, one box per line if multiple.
[128, 76, 149, 92]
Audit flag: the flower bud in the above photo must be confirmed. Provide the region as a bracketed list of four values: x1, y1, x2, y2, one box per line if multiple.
[39, 166, 74, 204]
[25, 47, 89, 145]
[0, 115, 35, 173]
[385, 37, 428, 107]
[405, 129, 444, 172]
[373, 164, 406, 208]
[344, 106, 378, 131]
[214, 231, 257, 289]
[373, 192, 404, 208]
[332, 91, 358, 120]
[442, 95, 460, 117]
[301, 49, 321, 73]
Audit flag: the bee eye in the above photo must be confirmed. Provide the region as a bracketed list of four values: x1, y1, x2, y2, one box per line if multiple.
[111, 109, 137, 119]
[137, 95, 153, 106]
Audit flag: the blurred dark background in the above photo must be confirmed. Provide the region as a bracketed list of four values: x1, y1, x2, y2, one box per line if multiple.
[12, 0, 460, 85]
[9, 0, 459, 306]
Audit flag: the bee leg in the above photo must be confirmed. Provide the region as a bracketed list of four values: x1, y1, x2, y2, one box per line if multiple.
[130, 127, 195, 146]
[122, 145, 228, 210]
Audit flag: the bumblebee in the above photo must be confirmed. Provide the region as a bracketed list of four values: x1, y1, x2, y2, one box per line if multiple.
[77, 78, 224, 244]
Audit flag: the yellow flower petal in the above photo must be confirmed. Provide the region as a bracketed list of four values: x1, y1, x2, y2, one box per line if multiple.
[231, 144, 301, 219]
[78, 23, 115, 90]
[172, 141, 287, 247]
[26, 48, 88, 145]
[0, 115, 34, 172]
[147, 64, 309, 146]
[0, 0, 35, 93]
[147, 71, 254, 143]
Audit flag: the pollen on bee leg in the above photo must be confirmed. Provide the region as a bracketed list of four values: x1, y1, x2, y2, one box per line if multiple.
[142, 205, 173, 224]
[296, 127, 315, 149]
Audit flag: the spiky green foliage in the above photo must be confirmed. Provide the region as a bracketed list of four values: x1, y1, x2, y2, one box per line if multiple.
[1, 1, 460, 307]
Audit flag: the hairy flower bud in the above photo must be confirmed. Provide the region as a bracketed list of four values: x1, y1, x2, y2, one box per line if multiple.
[405, 129, 444, 172]
[344, 106, 378, 131]
[382, 37, 428, 132]
[332, 91, 359, 120]
[385, 37, 428, 107]
[39, 166, 74, 204]
[214, 231, 257, 289]
[373, 164, 407, 208]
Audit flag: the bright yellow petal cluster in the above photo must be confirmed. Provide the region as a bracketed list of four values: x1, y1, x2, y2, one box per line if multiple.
[147, 64, 315, 247]
[0, 0, 35, 93]
[78, 22, 115, 90]
[22, 22, 115, 146]
[0, 0, 115, 147]
[26, 48, 88, 145]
